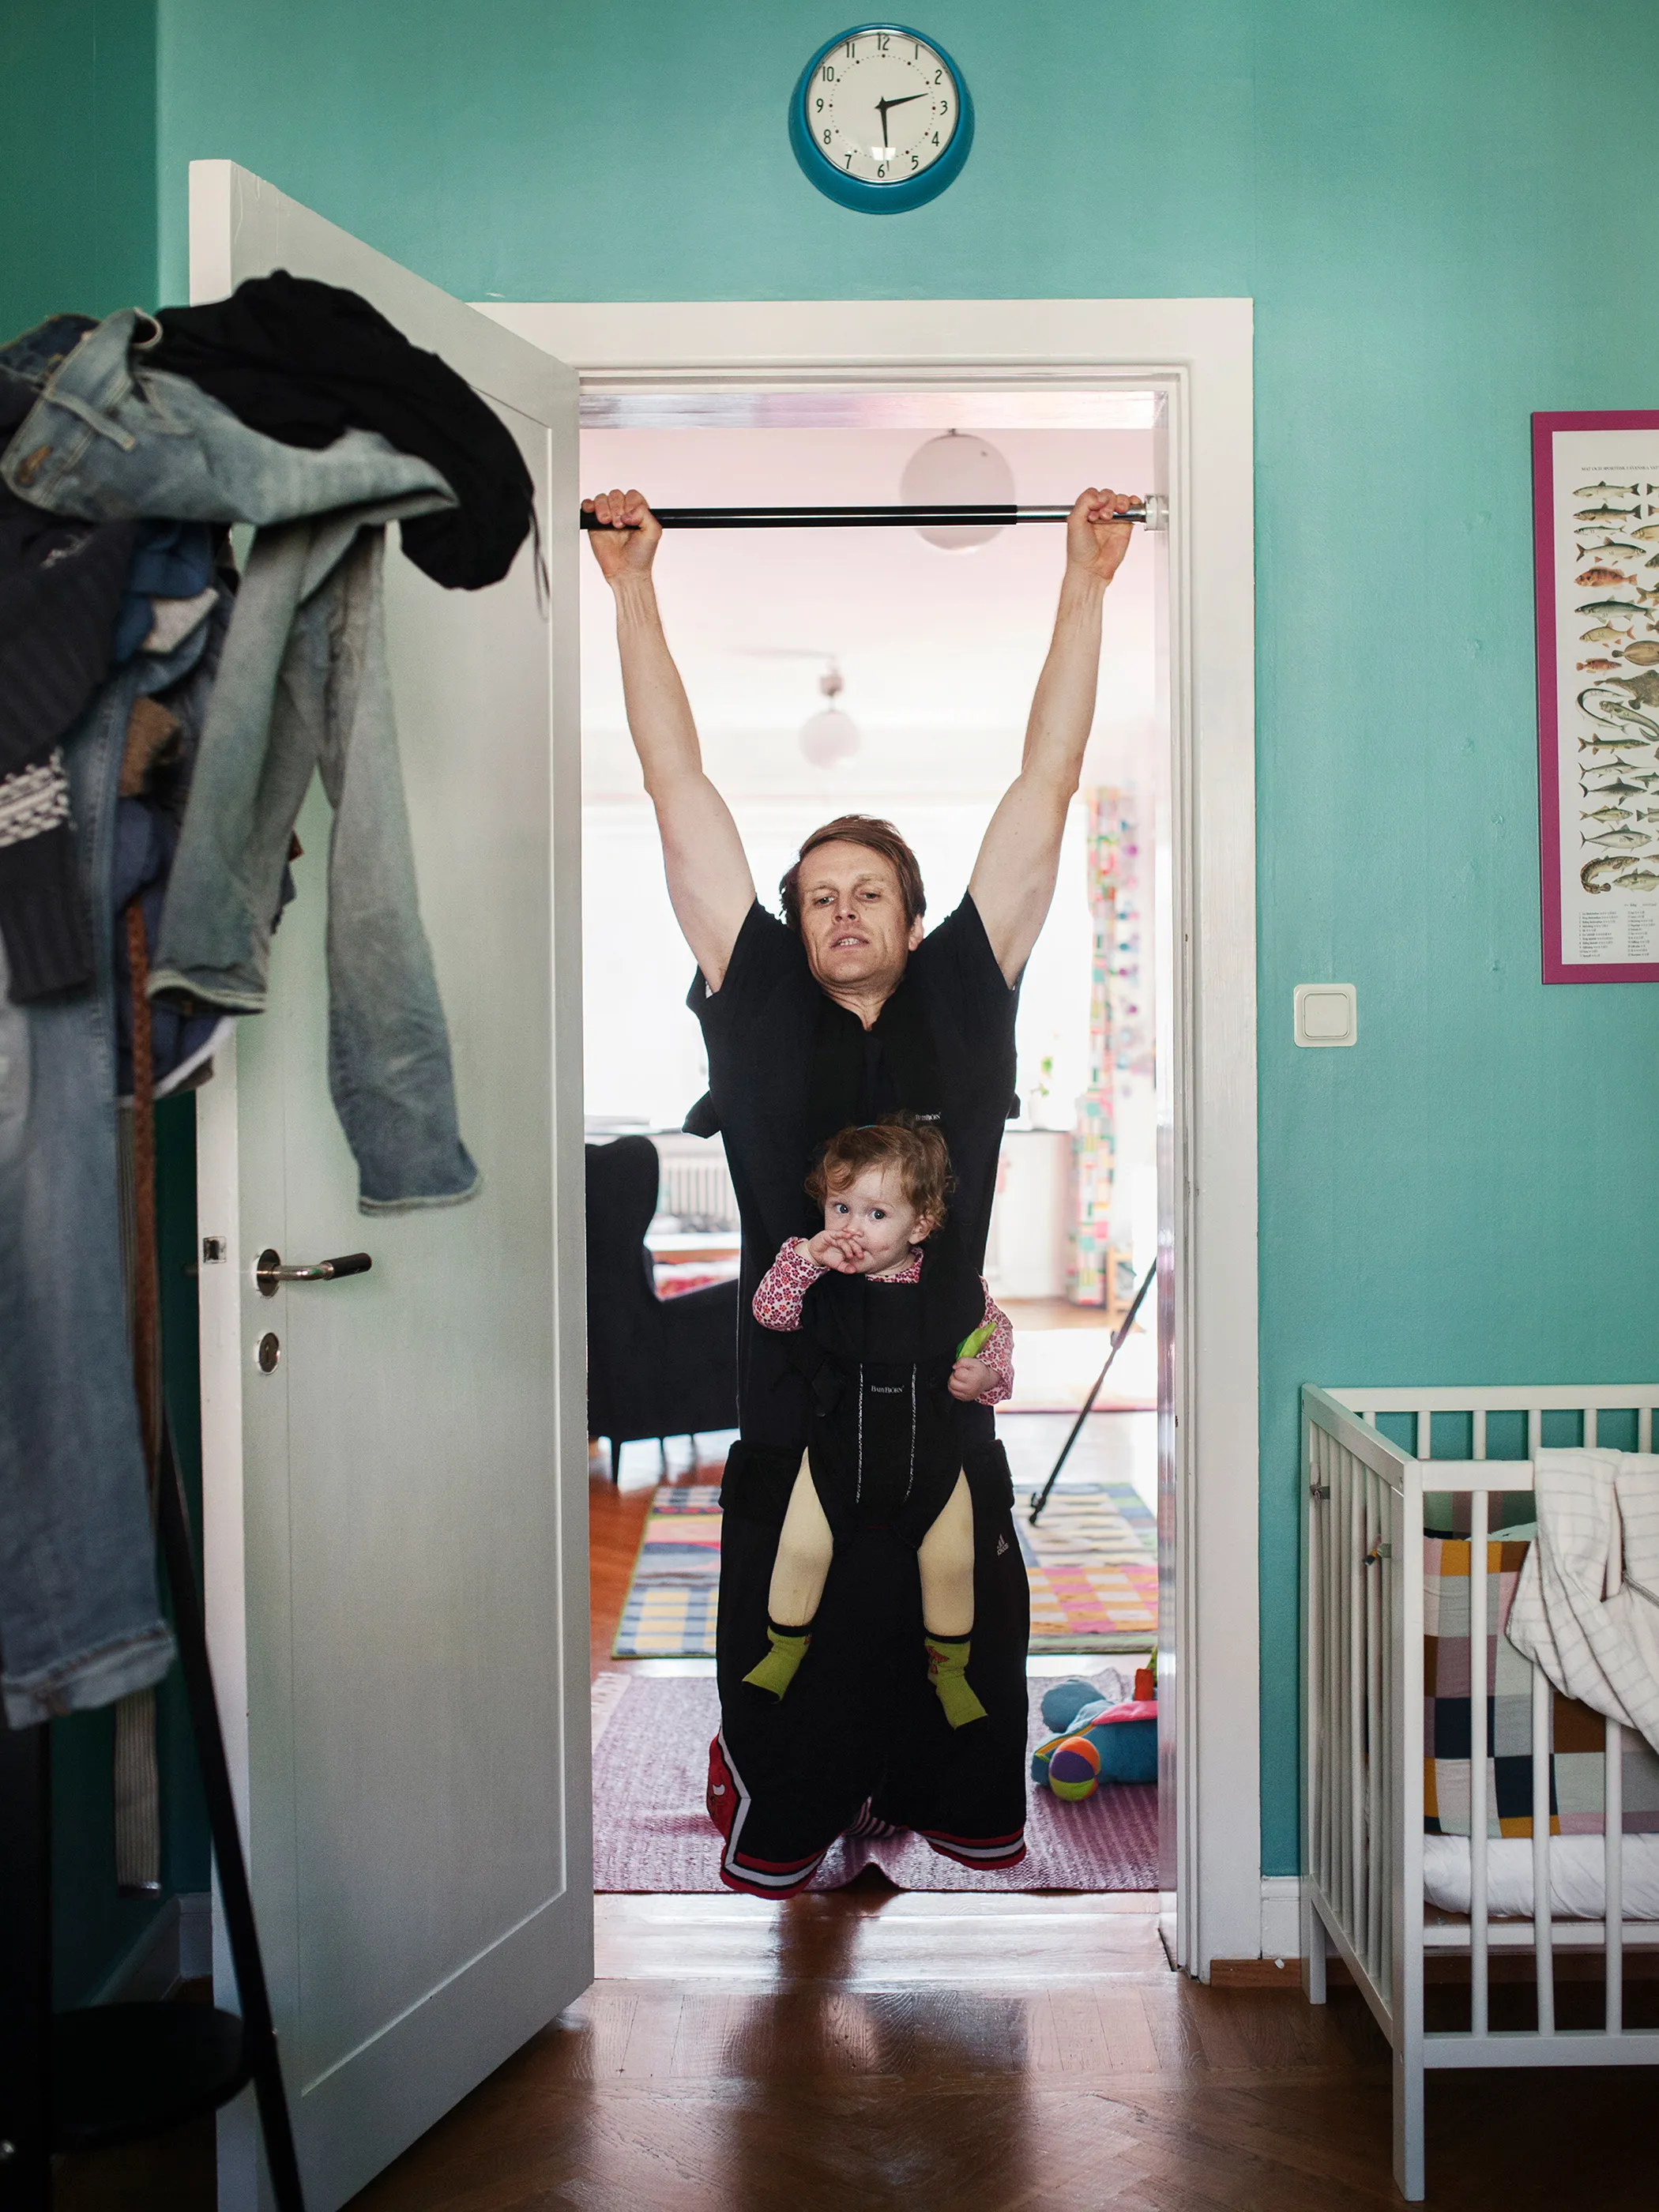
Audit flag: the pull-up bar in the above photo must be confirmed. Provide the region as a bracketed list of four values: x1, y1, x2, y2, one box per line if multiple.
[578, 498, 1163, 532]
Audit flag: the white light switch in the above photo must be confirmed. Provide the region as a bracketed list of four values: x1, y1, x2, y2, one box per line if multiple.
[1294, 983, 1357, 1048]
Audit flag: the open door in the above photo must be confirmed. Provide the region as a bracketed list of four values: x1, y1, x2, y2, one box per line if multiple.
[188, 164, 589, 2209]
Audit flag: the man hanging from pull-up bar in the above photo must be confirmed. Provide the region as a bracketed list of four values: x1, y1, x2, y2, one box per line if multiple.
[585, 485, 1138, 1894]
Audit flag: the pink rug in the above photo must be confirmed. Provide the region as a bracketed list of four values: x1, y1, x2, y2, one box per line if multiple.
[591, 1672, 1158, 1893]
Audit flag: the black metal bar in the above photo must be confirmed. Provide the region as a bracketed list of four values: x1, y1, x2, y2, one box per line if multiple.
[0, 1717, 51, 2209]
[156, 1420, 307, 2212]
[579, 501, 1146, 531]
[1027, 1259, 1158, 1527]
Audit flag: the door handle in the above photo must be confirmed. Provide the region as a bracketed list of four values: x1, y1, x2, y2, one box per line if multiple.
[255, 1247, 373, 1298]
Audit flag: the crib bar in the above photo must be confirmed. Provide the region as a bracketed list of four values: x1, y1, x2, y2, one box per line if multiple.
[1607, 1717, 1623, 2033]
[1327, 1424, 1336, 1928]
[1469, 1488, 1490, 2038]
[1532, 1665, 1556, 2033]
[1642, 1406, 1653, 1454]
[1395, 1454, 1427, 2201]
[1349, 1447, 1365, 1943]
[1368, 1469, 1386, 1979]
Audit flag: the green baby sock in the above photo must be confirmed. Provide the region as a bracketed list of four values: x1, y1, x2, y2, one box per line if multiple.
[743, 1620, 813, 1699]
[925, 1635, 988, 1728]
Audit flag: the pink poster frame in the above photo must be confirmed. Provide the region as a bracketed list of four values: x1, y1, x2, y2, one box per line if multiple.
[1534, 408, 1659, 984]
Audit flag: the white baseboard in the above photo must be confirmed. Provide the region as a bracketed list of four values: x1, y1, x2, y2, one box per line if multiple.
[91, 1890, 213, 2003]
[1259, 1875, 1301, 1962]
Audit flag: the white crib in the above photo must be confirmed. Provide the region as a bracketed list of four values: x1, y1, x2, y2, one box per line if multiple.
[1301, 1384, 1659, 2202]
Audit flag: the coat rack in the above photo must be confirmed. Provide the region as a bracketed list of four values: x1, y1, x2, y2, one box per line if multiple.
[0, 1418, 305, 2210]
[578, 497, 1162, 532]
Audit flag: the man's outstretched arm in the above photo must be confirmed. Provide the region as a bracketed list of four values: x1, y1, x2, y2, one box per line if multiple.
[968, 489, 1138, 984]
[585, 488, 755, 988]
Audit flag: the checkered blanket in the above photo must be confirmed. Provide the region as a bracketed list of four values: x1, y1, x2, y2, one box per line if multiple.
[1424, 1522, 1659, 1838]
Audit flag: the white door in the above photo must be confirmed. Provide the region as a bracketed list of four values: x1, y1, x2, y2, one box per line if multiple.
[189, 164, 589, 2210]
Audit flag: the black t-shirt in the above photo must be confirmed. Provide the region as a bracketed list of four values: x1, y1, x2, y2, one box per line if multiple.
[690, 897, 1019, 1448]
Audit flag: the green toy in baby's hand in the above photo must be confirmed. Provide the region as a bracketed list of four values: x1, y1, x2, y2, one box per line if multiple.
[957, 1320, 995, 1360]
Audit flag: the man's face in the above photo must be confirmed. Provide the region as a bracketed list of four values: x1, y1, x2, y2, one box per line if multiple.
[796, 841, 924, 994]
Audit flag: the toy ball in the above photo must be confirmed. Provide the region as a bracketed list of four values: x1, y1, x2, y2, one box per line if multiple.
[1047, 1734, 1101, 1801]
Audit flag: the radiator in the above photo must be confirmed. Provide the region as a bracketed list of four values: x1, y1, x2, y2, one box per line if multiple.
[653, 1135, 739, 1232]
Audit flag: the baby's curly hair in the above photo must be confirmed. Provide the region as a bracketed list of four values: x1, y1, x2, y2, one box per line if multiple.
[806, 1113, 953, 1227]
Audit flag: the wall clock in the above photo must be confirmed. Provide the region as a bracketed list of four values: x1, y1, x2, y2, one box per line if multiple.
[789, 24, 974, 213]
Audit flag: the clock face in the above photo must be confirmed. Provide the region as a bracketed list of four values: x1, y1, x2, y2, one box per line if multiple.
[804, 27, 961, 187]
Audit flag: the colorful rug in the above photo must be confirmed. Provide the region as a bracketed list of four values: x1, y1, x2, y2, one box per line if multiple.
[1016, 1482, 1158, 1653]
[611, 1477, 1157, 1658]
[610, 1482, 723, 1659]
[590, 1670, 1157, 1893]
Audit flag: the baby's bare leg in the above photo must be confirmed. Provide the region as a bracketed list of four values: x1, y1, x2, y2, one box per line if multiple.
[767, 1455, 834, 1627]
[917, 1471, 975, 1638]
[744, 1458, 835, 1700]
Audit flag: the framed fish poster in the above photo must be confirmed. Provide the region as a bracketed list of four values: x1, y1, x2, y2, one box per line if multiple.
[1535, 411, 1659, 981]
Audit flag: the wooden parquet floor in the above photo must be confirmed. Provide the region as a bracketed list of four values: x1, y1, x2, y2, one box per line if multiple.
[56, 1456, 1657, 2207]
[347, 1885, 1656, 2210]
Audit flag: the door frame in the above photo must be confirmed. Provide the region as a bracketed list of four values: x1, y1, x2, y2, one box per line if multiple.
[485, 297, 1260, 1976]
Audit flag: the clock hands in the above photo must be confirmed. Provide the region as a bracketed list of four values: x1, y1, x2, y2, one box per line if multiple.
[875, 91, 924, 145]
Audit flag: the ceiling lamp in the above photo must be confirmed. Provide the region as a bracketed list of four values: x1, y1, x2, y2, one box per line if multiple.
[799, 661, 861, 766]
[900, 429, 1016, 550]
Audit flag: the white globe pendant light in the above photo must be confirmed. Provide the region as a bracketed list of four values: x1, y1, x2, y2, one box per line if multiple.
[900, 429, 1016, 550]
[799, 661, 860, 766]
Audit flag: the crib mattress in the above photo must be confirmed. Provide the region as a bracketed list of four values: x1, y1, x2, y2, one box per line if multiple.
[1423, 1832, 1659, 1919]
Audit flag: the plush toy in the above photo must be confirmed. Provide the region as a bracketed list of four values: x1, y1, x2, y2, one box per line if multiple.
[1031, 1672, 1157, 1795]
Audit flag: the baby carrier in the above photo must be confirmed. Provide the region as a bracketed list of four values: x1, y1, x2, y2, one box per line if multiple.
[792, 1236, 985, 1546]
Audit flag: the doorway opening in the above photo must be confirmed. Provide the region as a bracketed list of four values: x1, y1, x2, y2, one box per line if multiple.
[577, 386, 1174, 1929]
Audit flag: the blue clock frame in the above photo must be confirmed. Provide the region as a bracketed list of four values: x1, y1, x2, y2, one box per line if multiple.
[788, 24, 974, 214]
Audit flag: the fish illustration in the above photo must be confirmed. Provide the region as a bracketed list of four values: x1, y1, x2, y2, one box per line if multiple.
[1585, 827, 1652, 848]
[1623, 641, 1659, 664]
[1582, 805, 1634, 822]
[1632, 524, 1659, 542]
[1582, 858, 1628, 893]
[1577, 483, 1637, 497]
[1582, 624, 1630, 643]
[1615, 869, 1659, 890]
[1582, 776, 1649, 799]
[1577, 505, 1641, 522]
[1578, 658, 1622, 672]
[1603, 669, 1659, 705]
[1578, 735, 1650, 754]
[1578, 566, 1633, 587]
[1577, 600, 1652, 625]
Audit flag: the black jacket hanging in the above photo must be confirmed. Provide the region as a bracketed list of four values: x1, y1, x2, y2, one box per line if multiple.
[148, 271, 535, 591]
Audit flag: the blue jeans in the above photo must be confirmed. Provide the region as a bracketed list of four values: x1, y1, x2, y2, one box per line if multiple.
[2, 310, 454, 526]
[3, 309, 477, 1210]
[0, 637, 218, 1725]
[154, 517, 480, 1209]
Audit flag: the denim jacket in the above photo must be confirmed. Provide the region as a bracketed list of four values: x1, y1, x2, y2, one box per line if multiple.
[2, 311, 479, 1209]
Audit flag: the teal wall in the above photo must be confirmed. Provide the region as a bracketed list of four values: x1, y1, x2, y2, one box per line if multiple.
[0, 0, 156, 342]
[149, 0, 1659, 1877]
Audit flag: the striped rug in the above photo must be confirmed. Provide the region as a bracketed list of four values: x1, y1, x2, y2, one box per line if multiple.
[612, 1477, 1157, 1659]
[1017, 1482, 1158, 1653]
[591, 1670, 1157, 1892]
[611, 1482, 723, 1660]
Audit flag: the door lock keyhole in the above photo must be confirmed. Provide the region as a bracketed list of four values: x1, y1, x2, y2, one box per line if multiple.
[257, 1333, 280, 1374]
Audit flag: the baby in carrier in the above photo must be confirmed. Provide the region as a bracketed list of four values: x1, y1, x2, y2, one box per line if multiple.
[747, 1115, 1013, 1726]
